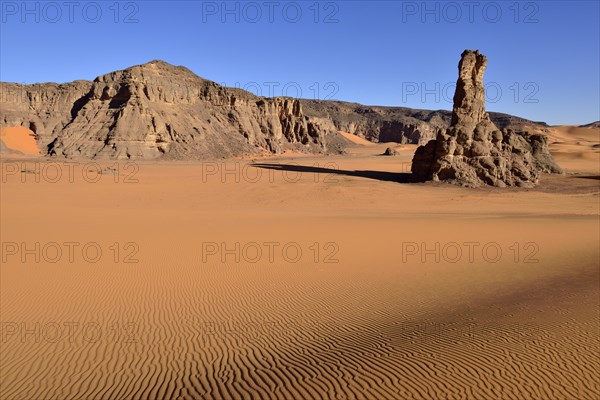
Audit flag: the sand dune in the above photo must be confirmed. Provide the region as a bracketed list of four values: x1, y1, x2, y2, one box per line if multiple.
[1, 134, 598, 399]
[337, 131, 377, 146]
[547, 125, 599, 174]
[547, 125, 599, 144]
[0, 126, 40, 156]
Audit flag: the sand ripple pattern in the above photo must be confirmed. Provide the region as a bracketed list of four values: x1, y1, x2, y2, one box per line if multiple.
[1, 260, 599, 400]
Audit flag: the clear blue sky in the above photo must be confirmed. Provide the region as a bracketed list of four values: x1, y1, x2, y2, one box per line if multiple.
[1, 0, 598, 125]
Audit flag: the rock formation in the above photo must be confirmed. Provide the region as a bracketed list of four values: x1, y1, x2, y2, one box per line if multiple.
[1, 59, 556, 160]
[0, 61, 341, 159]
[411, 50, 561, 187]
[299, 101, 551, 146]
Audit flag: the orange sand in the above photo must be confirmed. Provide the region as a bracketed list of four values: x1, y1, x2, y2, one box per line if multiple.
[0, 126, 40, 156]
[0, 130, 598, 399]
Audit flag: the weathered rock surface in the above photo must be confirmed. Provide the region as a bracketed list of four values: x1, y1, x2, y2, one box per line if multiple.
[1, 59, 556, 160]
[299, 99, 549, 146]
[411, 50, 561, 187]
[1, 61, 336, 159]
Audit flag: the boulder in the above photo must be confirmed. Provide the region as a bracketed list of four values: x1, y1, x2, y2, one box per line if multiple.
[382, 147, 399, 156]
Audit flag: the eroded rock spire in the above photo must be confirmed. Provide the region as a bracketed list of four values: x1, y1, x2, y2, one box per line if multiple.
[411, 50, 561, 187]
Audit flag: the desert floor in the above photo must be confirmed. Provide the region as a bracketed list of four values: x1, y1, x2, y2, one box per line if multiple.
[1, 127, 599, 400]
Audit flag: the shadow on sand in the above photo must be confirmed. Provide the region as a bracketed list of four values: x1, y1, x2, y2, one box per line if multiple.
[252, 163, 412, 183]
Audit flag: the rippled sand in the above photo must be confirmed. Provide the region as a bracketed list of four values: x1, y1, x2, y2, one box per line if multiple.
[1, 131, 598, 399]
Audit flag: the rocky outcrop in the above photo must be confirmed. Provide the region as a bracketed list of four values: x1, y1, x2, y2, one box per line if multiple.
[1, 80, 93, 152]
[579, 121, 600, 129]
[1, 59, 555, 160]
[299, 100, 550, 146]
[411, 50, 561, 187]
[299, 101, 442, 144]
[1, 61, 334, 159]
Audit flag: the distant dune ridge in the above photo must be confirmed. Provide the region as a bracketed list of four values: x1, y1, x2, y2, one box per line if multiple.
[1, 59, 554, 160]
[411, 50, 562, 187]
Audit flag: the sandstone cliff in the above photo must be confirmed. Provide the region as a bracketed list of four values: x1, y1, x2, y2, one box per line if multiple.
[0, 61, 338, 159]
[1, 59, 554, 161]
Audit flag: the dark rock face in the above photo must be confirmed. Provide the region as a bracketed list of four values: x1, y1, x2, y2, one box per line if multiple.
[411, 50, 561, 187]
